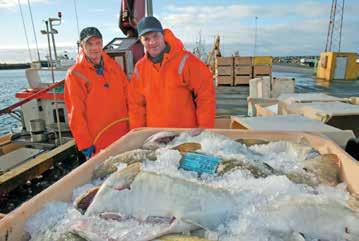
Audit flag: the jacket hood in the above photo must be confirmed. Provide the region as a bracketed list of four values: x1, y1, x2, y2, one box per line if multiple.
[144, 28, 185, 60]
[163, 28, 184, 57]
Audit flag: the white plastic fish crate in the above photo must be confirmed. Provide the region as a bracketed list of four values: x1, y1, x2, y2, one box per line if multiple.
[0, 127, 358, 241]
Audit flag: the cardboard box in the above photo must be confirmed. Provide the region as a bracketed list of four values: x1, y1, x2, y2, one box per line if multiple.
[255, 103, 278, 117]
[230, 115, 355, 147]
[279, 101, 359, 136]
[277, 93, 344, 105]
[247, 97, 278, 116]
[271, 77, 295, 98]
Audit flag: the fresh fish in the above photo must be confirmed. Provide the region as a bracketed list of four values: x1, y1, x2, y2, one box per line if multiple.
[172, 142, 202, 153]
[258, 194, 359, 240]
[250, 141, 319, 162]
[299, 154, 340, 186]
[268, 231, 306, 241]
[143, 131, 179, 150]
[86, 171, 238, 233]
[93, 142, 202, 180]
[32, 231, 86, 241]
[75, 163, 141, 216]
[235, 138, 270, 147]
[56, 232, 87, 241]
[93, 149, 156, 179]
[69, 215, 192, 241]
[97, 162, 141, 192]
[186, 128, 204, 137]
[217, 158, 275, 177]
[156, 234, 210, 241]
[74, 186, 100, 214]
[285, 154, 340, 187]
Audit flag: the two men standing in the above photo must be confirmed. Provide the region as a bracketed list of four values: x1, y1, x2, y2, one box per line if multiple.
[64, 16, 216, 159]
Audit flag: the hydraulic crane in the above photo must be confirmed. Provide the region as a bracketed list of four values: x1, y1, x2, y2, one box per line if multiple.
[206, 35, 222, 73]
[104, 0, 153, 77]
[325, 0, 345, 52]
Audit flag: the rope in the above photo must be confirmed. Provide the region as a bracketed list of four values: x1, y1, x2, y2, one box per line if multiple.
[93, 117, 129, 145]
[27, 0, 41, 62]
[18, 0, 33, 62]
[73, 0, 80, 39]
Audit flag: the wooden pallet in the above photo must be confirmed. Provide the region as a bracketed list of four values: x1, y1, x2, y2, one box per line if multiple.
[216, 57, 233, 66]
[234, 66, 252, 75]
[234, 75, 252, 85]
[217, 75, 234, 86]
[217, 66, 233, 76]
[253, 56, 273, 65]
[215, 57, 234, 86]
[253, 65, 272, 76]
[234, 56, 252, 66]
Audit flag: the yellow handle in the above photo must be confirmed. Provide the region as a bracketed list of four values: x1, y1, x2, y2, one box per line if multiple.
[93, 117, 129, 145]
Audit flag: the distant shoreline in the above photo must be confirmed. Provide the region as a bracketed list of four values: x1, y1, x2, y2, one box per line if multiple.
[0, 63, 30, 70]
[0, 61, 51, 70]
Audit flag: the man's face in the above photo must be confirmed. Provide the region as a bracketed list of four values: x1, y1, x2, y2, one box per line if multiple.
[81, 37, 103, 64]
[140, 31, 165, 58]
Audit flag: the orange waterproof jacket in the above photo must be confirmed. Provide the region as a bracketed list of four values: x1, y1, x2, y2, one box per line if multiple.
[129, 29, 216, 129]
[64, 51, 129, 152]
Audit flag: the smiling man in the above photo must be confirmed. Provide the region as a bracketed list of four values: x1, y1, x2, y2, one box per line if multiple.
[128, 16, 216, 129]
[64, 27, 129, 159]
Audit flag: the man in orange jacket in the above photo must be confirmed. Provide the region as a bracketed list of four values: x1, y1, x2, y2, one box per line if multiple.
[128, 16, 216, 129]
[64, 27, 129, 159]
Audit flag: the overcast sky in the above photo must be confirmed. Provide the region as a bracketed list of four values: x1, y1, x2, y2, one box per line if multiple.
[0, 0, 358, 62]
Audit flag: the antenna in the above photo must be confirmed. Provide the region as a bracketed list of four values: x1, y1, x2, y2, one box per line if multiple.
[73, 0, 81, 52]
[73, 0, 80, 38]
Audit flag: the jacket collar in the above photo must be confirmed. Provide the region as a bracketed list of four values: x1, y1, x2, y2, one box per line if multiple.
[145, 28, 184, 64]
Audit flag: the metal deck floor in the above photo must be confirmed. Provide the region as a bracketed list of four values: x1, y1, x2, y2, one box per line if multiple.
[216, 71, 359, 116]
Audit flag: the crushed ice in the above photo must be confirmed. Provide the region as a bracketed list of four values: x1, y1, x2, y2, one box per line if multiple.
[25, 130, 355, 241]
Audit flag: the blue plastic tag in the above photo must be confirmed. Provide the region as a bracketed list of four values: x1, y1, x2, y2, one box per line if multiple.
[179, 152, 220, 174]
